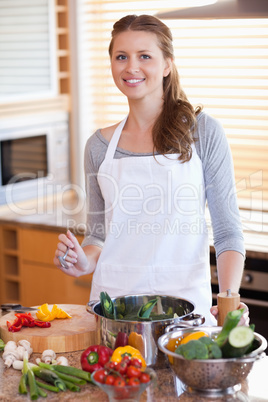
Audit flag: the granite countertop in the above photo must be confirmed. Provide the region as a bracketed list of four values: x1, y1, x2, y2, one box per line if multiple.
[0, 350, 268, 402]
[0, 308, 268, 401]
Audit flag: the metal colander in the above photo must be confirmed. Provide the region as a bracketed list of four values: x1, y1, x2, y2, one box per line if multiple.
[157, 326, 267, 393]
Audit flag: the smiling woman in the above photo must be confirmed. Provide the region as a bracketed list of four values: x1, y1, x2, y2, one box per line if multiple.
[76, 1, 268, 230]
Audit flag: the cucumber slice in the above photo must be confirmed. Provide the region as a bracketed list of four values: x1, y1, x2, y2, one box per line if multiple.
[229, 326, 254, 348]
[221, 326, 255, 358]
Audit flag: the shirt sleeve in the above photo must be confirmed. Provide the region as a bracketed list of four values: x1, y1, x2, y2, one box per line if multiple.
[81, 132, 106, 249]
[195, 113, 245, 259]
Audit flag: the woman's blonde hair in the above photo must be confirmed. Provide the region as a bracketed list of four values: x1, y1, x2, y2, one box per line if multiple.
[109, 14, 202, 162]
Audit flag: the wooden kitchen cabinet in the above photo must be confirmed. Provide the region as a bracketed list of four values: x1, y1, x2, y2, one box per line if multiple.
[0, 225, 21, 305]
[0, 225, 92, 306]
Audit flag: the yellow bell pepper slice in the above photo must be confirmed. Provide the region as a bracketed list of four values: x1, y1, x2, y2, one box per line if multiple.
[36, 304, 72, 321]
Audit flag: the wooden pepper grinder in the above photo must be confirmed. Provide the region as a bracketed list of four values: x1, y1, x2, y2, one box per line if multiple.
[217, 289, 240, 326]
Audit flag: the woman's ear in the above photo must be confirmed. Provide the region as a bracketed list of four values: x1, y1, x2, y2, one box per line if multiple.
[163, 58, 172, 77]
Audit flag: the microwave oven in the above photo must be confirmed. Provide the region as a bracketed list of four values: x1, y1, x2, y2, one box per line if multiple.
[0, 113, 70, 205]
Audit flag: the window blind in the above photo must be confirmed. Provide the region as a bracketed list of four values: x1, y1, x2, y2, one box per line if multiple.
[0, 0, 57, 102]
[78, 0, 268, 241]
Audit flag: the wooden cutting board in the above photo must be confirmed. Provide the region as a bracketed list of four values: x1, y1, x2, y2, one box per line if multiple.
[0, 304, 99, 353]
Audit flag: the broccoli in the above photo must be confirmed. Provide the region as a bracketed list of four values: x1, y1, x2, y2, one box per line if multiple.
[199, 336, 214, 346]
[175, 338, 222, 360]
[208, 343, 222, 359]
[175, 340, 208, 360]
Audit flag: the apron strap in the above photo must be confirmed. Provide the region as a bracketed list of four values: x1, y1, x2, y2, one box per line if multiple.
[105, 116, 128, 161]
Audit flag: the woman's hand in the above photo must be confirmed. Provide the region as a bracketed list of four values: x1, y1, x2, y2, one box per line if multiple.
[210, 302, 250, 326]
[53, 230, 92, 277]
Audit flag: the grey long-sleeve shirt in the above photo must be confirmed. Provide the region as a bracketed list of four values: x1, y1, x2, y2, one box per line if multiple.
[82, 112, 245, 259]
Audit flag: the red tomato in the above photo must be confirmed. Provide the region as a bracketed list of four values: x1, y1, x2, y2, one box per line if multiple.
[128, 377, 140, 386]
[122, 355, 131, 366]
[117, 360, 128, 375]
[139, 372, 151, 383]
[114, 377, 126, 387]
[127, 365, 141, 378]
[105, 374, 116, 385]
[104, 361, 117, 370]
[93, 369, 106, 384]
[130, 357, 142, 368]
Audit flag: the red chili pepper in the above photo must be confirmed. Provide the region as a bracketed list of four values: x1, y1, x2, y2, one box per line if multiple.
[15, 313, 36, 327]
[80, 345, 113, 373]
[33, 320, 51, 328]
[7, 318, 22, 332]
[6, 313, 51, 332]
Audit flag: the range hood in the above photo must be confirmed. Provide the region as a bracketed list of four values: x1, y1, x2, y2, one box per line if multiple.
[156, 0, 268, 19]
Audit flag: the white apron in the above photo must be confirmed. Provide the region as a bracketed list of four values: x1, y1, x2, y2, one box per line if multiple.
[90, 117, 215, 325]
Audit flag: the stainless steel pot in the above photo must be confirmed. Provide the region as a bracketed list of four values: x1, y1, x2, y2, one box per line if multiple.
[86, 294, 204, 366]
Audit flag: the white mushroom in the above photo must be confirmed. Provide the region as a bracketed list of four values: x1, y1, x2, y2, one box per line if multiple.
[41, 349, 56, 364]
[17, 340, 33, 357]
[56, 356, 69, 366]
[1, 340, 34, 368]
[2, 341, 19, 367]
[36, 357, 41, 365]
[2, 349, 19, 368]
[4, 341, 17, 352]
[16, 346, 28, 360]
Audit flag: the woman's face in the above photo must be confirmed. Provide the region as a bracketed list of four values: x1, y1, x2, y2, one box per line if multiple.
[110, 30, 171, 102]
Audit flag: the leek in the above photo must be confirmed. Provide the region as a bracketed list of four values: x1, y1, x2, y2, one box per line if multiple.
[38, 362, 86, 385]
[31, 366, 66, 391]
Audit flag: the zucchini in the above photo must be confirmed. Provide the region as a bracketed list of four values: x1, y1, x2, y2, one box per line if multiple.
[216, 308, 245, 348]
[221, 326, 254, 358]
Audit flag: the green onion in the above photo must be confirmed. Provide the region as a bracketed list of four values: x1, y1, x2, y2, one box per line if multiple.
[37, 362, 86, 385]
[35, 380, 60, 393]
[62, 380, 81, 392]
[32, 366, 66, 391]
[0, 339, 5, 351]
[37, 386, 47, 398]
[51, 364, 92, 382]
[51, 371, 86, 385]
[27, 368, 39, 400]
[18, 373, 28, 395]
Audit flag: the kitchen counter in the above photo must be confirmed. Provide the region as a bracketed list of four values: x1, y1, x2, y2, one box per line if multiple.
[0, 350, 268, 401]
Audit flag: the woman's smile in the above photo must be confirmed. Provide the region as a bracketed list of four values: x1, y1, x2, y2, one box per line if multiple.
[123, 78, 145, 86]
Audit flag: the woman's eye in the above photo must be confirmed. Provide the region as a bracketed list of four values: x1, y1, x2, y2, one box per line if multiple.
[116, 55, 127, 60]
[141, 54, 150, 60]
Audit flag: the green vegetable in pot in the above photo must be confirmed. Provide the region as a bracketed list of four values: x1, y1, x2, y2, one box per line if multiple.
[114, 301, 126, 316]
[215, 308, 245, 348]
[100, 291, 115, 319]
[221, 326, 255, 358]
[137, 298, 158, 320]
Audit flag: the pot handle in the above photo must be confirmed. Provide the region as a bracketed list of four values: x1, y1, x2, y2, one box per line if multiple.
[86, 300, 98, 315]
[165, 313, 205, 333]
